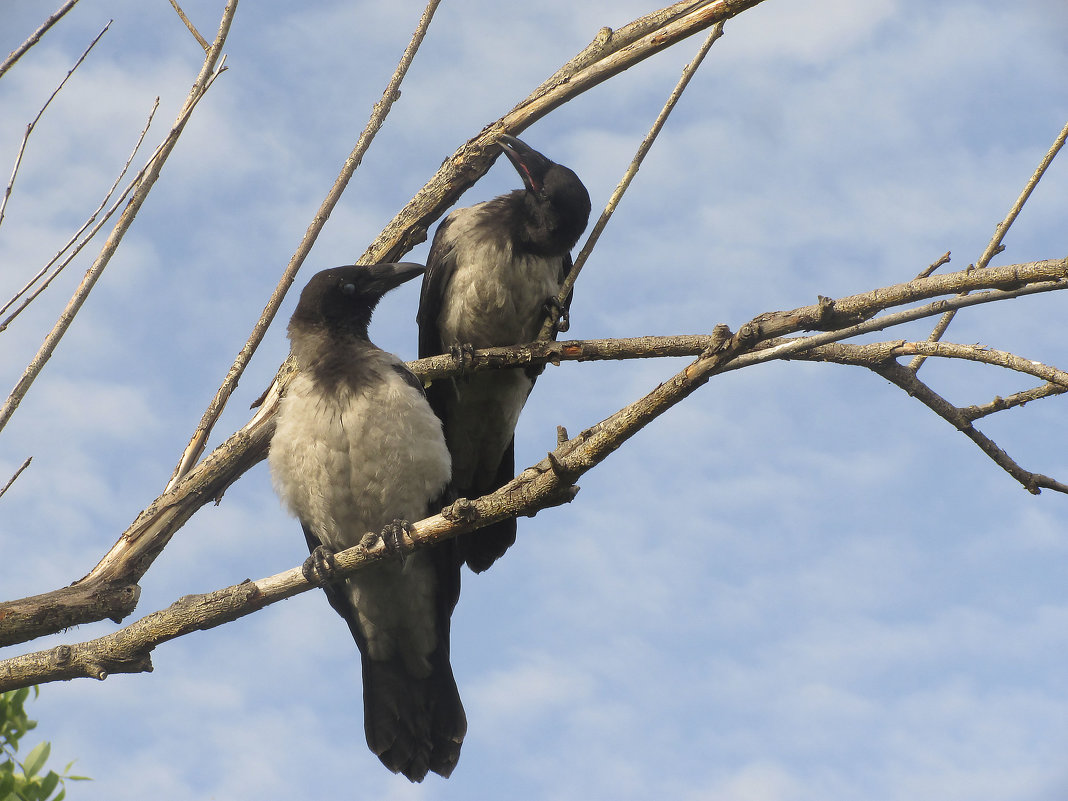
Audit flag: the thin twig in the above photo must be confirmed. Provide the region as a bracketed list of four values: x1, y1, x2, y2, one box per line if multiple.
[0, 21, 112, 232]
[0, 0, 82, 80]
[168, 0, 210, 51]
[0, 3, 237, 436]
[0, 458, 32, 500]
[166, 0, 443, 490]
[915, 251, 951, 280]
[787, 341, 1068, 495]
[0, 98, 160, 328]
[876, 361, 1068, 495]
[909, 118, 1068, 371]
[538, 20, 726, 340]
[793, 339, 1068, 391]
[960, 383, 1067, 421]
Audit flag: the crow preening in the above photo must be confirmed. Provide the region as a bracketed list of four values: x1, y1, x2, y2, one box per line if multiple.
[417, 134, 591, 573]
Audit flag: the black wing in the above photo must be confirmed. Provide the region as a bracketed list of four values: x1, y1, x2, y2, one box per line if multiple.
[416, 214, 458, 361]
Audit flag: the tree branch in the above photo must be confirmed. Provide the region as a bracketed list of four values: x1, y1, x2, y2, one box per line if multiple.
[909, 117, 1068, 370]
[0, 21, 111, 233]
[787, 340, 1068, 495]
[0, 2, 236, 436]
[0, 0, 82, 81]
[167, 0, 210, 52]
[1, 97, 160, 330]
[358, 0, 765, 266]
[2, 257, 1066, 648]
[0, 324, 742, 690]
[0, 457, 32, 500]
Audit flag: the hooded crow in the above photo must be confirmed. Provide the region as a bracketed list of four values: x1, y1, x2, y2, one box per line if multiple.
[417, 135, 591, 573]
[269, 263, 466, 782]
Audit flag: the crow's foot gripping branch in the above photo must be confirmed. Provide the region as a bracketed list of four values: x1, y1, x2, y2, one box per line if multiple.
[302, 545, 338, 585]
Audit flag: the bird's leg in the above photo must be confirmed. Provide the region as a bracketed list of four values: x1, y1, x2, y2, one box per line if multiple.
[379, 518, 417, 560]
[448, 342, 476, 375]
[543, 296, 569, 333]
[302, 545, 338, 585]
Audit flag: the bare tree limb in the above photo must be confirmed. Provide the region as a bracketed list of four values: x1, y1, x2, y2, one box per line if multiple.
[0, 322, 740, 690]
[875, 359, 1068, 494]
[521, 0, 725, 110]
[960, 383, 1067, 421]
[787, 340, 1068, 494]
[0, 21, 111, 233]
[0, 457, 32, 500]
[909, 117, 1068, 371]
[168, 0, 210, 52]
[359, 0, 766, 266]
[166, 0, 444, 491]
[0, 0, 82, 81]
[0, 1, 237, 436]
[2, 256, 1065, 649]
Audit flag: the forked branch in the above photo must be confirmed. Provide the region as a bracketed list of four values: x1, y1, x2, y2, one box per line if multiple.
[1, 256, 1066, 650]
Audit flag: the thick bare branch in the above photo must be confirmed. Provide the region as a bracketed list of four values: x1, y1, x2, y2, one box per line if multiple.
[359, 0, 766, 266]
[2, 257, 1065, 648]
[522, 0, 720, 108]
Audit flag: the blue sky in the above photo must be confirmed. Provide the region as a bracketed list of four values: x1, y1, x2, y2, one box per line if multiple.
[1, 1, 1067, 799]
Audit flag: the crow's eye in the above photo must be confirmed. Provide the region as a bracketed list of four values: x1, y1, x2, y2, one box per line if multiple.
[340, 282, 357, 296]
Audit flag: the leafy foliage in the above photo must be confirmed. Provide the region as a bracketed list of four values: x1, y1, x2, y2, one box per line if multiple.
[0, 688, 88, 801]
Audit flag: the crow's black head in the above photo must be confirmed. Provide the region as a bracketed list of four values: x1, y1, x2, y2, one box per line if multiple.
[290, 262, 425, 340]
[498, 134, 591, 256]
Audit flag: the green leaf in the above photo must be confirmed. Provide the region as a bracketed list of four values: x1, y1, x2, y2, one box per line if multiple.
[39, 770, 59, 800]
[23, 741, 50, 778]
[0, 770, 13, 796]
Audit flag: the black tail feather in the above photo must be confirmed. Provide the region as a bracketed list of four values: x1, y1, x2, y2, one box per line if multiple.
[362, 653, 467, 782]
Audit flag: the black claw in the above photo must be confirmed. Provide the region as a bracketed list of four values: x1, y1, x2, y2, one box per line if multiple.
[302, 545, 338, 584]
[544, 296, 569, 333]
[380, 519, 416, 557]
[448, 342, 476, 375]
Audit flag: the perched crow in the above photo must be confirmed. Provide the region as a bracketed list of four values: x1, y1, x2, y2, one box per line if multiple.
[417, 134, 591, 573]
[269, 263, 466, 782]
